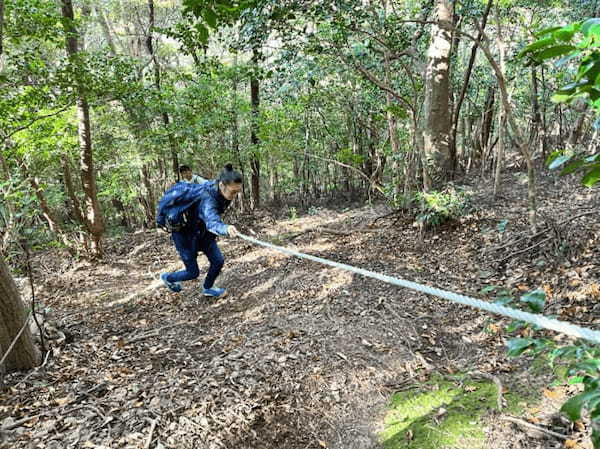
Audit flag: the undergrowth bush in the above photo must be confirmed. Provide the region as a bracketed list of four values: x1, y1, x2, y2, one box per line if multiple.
[415, 188, 472, 228]
[484, 287, 600, 446]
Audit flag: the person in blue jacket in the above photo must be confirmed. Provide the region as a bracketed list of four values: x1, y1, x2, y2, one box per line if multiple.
[160, 164, 241, 298]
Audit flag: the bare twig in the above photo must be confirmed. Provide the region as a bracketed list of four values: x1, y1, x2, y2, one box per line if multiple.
[501, 415, 569, 440]
[145, 418, 158, 448]
[0, 414, 40, 431]
[469, 371, 504, 410]
[498, 236, 552, 263]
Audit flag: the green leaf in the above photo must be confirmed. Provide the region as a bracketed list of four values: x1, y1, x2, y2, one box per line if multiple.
[203, 7, 218, 28]
[495, 296, 513, 306]
[518, 37, 555, 58]
[592, 428, 600, 448]
[534, 45, 578, 61]
[568, 376, 586, 385]
[551, 93, 573, 103]
[534, 26, 563, 38]
[582, 166, 600, 187]
[555, 51, 582, 68]
[561, 391, 600, 421]
[582, 18, 600, 38]
[546, 150, 564, 165]
[560, 159, 585, 175]
[520, 289, 545, 313]
[481, 285, 497, 293]
[571, 360, 600, 375]
[553, 24, 578, 42]
[507, 338, 535, 357]
[548, 154, 573, 170]
[195, 22, 209, 43]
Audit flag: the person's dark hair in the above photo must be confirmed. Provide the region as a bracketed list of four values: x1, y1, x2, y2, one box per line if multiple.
[219, 163, 243, 184]
[179, 165, 191, 173]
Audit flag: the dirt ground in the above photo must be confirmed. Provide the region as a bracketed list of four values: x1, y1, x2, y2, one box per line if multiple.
[1, 171, 599, 449]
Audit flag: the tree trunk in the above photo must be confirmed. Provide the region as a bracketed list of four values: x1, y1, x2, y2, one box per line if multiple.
[231, 55, 247, 212]
[476, 23, 537, 233]
[480, 86, 496, 159]
[568, 102, 589, 147]
[530, 67, 542, 147]
[422, 0, 453, 189]
[28, 176, 62, 234]
[147, 0, 178, 180]
[250, 51, 260, 209]
[0, 256, 40, 373]
[61, 0, 105, 257]
[0, 0, 4, 56]
[95, 4, 117, 54]
[451, 0, 493, 172]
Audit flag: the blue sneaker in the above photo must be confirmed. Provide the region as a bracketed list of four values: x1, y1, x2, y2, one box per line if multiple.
[160, 273, 182, 293]
[202, 287, 227, 298]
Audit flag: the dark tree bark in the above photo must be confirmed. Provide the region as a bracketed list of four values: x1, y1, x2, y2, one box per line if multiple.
[250, 50, 261, 209]
[450, 0, 493, 171]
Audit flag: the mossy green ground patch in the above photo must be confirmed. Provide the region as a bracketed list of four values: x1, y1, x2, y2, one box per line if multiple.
[380, 375, 523, 449]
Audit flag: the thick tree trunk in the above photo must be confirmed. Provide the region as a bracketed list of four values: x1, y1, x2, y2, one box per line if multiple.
[0, 256, 40, 373]
[422, 0, 453, 189]
[61, 0, 105, 257]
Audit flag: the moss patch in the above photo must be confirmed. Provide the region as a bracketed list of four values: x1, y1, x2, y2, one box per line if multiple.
[380, 375, 523, 449]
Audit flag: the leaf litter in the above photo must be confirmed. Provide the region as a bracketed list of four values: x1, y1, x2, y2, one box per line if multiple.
[1, 172, 598, 449]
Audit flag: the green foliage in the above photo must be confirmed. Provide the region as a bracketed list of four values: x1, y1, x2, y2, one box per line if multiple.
[490, 288, 600, 446]
[415, 188, 472, 228]
[547, 150, 600, 187]
[520, 18, 600, 187]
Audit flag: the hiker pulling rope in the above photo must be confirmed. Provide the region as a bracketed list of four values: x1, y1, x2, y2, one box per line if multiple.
[237, 233, 600, 345]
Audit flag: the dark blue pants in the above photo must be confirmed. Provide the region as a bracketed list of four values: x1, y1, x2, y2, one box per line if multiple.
[166, 231, 224, 289]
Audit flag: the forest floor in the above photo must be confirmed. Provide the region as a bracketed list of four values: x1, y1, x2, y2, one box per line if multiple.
[1, 170, 599, 449]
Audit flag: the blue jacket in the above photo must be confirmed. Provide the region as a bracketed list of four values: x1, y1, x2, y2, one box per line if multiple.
[188, 180, 231, 236]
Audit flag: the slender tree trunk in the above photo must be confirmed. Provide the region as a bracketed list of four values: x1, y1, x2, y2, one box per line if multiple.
[250, 50, 260, 209]
[95, 5, 116, 54]
[61, 0, 105, 257]
[451, 0, 493, 171]
[480, 86, 496, 169]
[0, 0, 4, 56]
[568, 102, 589, 147]
[0, 256, 40, 373]
[61, 157, 84, 225]
[494, 8, 507, 196]
[28, 176, 62, 234]
[147, 0, 178, 179]
[231, 55, 246, 212]
[422, 0, 453, 189]
[476, 26, 537, 233]
[530, 67, 541, 147]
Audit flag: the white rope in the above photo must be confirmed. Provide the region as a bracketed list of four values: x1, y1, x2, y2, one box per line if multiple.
[238, 233, 600, 344]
